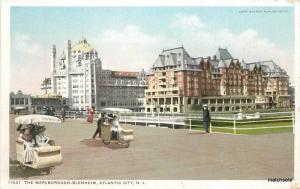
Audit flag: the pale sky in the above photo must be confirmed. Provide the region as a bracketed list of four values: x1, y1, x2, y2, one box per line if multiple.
[10, 6, 295, 95]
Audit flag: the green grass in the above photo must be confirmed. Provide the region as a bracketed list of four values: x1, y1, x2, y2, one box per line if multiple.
[236, 120, 292, 128]
[236, 127, 293, 135]
[213, 127, 235, 134]
[187, 119, 293, 135]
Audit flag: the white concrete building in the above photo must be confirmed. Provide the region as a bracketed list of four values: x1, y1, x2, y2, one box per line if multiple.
[49, 39, 146, 111]
[51, 39, 101, 110]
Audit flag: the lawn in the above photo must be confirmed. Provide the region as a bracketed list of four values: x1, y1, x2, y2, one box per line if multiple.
[187, 118, 293, 135]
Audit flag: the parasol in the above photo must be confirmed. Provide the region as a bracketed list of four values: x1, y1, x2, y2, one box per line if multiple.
[15, 114, 62, 125]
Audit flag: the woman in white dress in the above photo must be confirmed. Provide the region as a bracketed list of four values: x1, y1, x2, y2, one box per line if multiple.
[35, 126, 50, 147]
[111, 114, 122, 140]
[18, 127, 35, 164]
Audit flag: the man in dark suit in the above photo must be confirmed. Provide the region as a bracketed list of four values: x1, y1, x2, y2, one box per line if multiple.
[92, 112, 105, 139]
[202, 104, 211, 133]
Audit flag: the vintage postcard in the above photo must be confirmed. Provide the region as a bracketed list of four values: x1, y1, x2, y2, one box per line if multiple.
[0, 1, 300, 189]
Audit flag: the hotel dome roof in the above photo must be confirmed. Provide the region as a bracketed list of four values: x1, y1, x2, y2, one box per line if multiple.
[71, 39, 96, 53]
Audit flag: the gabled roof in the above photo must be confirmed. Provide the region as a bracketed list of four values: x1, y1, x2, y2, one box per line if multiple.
[218, 60, 227, 68]
[153, 55, 165, 68]
[247, 63, 257, 71]
[152, 46, 197, 70]
[149, 46, 288, 78]
[246, 60, 288, 76]
[240, 60, 249, 70]
[215, 48, 233, 60]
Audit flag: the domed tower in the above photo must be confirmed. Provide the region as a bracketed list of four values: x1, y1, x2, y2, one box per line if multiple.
[51, 38, 102, 111]
[68, 39, 101, 110]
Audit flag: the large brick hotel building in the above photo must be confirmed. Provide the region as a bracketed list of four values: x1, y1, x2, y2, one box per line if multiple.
[145, 47, 290, 113]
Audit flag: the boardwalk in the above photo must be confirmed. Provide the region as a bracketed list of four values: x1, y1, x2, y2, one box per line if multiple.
[9, 115, 293, 180]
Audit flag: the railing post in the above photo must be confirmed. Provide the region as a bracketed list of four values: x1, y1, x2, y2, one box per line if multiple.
[210, 120, 212, 133]
[158, 113, 160, 128]
[124, 113, 127, 125]
[233, 114, 236, 135]
[189, 113, 192, 131]
[292, 111, 295, 134]
[146, 112, 148, 127]
[172, 112, 175, 129]
[135, 112, 137, 126]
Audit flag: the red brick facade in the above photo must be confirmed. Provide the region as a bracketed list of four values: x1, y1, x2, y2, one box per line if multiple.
[145, 47, 290, 113]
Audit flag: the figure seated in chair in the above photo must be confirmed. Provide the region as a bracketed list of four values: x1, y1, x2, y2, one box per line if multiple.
[17, 125, 35, 164]
[35, 126, 50, 147]
[109, 114, 122, 140]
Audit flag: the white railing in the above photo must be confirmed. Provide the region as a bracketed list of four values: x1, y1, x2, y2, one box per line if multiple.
[57, 110, 294, 135]
[208, 111, 295, 135]
[117, 111, 295, 135]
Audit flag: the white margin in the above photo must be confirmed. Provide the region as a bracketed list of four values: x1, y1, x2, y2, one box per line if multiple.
[0, 1, 298, 189]
[1, 1, 10, 189]
[294, 1, 300, 187]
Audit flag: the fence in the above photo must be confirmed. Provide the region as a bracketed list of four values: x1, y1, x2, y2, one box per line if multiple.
[185, 111, 295, 135]
[117, 111, 295, 135]
[55, 110, 295, 135]
[118, 112, 187, 129]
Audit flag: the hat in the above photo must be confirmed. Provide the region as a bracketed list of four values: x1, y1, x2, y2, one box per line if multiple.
[21, 124, 33, 130]
[17, 124, 32, 131]
[203, 104, 208, 107]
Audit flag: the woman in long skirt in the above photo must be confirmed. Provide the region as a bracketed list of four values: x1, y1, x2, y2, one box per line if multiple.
[87, 107, 95, 123]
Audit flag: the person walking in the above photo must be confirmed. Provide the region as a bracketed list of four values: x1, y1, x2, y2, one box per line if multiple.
[87, 107, 95, 123]
[49, 106, 55, 116]
[202, 104, 211, 133]
[61, 107, 66, 122]
[92, 112, 105, 139]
